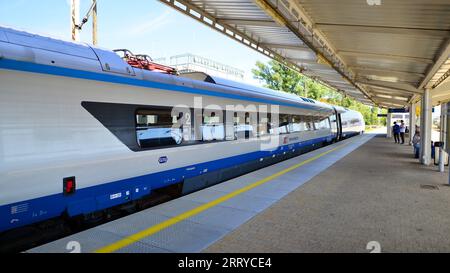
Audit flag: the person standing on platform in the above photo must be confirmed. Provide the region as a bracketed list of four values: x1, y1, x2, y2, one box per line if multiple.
[399, 120, 406, 144]
[412, 128, 421, 158]
[393, 122, 400, 144]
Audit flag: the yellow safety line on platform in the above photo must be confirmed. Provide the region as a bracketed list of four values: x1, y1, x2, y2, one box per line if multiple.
[94, 141, 350, 253]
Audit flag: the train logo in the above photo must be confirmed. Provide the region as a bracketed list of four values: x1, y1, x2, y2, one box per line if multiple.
[159, 156, 169, 164]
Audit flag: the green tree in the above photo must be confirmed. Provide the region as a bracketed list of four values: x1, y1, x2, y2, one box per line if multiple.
[252, 61, 327, 100]
[252, 61, 304, 95]
[252, 60, 384, 126]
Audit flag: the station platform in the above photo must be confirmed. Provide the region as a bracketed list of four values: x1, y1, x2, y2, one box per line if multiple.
[206, 134, 450, 253]
[28, 132, 450, 253]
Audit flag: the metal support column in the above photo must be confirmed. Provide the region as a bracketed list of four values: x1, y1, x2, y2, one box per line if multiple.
[438, 103, 446, 172]
[386, 113, 392, 138]
[420, 89, 432, 165]
[71, 0, 80, 42]
[92, 0, 98, 45]
[409, 102, 416, 145]
[440, 103, 447, 144]
[446, 102, 450, 184]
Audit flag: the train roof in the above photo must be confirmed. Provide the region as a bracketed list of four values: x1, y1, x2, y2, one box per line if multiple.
[0, 26, 337, 113]
[179, 71, 334, 110]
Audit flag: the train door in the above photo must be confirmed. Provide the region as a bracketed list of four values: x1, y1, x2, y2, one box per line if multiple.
[337, 113, 343, 141]
[330, 110, 342, 142]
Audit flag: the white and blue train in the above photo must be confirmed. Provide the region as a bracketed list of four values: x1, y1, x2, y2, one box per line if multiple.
[0, 26, 365, 234]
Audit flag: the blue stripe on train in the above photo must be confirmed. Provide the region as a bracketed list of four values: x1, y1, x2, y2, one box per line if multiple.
[0, 136, 333, 233]
[0, 58, 325, 112]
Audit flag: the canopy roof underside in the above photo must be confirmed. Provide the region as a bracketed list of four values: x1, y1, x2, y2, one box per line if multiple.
[160, 0, 450, 108]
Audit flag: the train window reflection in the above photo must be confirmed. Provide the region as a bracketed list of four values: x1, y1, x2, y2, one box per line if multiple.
[202, 111, 225, 141]
[289, 115, 306, 132]
[258, 112, 271, 136]
[234, 112, 255, 139]
[270, 114, 290, 135]
[136, 108, 183, 148]
[135, 108, 335, 149]
[316, 118, 331, 130]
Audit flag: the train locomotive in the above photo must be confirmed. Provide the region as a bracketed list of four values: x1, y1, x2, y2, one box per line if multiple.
[0, 26, 365, 235]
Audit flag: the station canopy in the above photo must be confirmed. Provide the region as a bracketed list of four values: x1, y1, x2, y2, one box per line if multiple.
[160, 0, 450, 109]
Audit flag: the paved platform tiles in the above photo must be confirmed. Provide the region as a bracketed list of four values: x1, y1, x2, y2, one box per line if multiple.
[28, 134, 373, 253]
[205, 135, 450, 253]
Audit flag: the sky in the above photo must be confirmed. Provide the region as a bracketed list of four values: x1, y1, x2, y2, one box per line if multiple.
[0, 0, 270, 85]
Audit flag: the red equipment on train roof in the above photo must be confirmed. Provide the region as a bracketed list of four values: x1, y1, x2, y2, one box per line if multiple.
[113, 49, 178, 75]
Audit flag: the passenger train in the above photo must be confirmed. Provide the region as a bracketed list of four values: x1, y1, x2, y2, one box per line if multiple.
[0, 26, 365, 234]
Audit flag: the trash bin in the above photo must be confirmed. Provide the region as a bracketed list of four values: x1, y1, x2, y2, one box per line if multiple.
[434, 142, 449, 166]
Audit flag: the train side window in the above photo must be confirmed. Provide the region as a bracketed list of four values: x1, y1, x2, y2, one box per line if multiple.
[304, 116, 314, 131]
[136, 108, 184, 148]
[270, 114, 290, 135]
[233, 112, 256, 139]
[313, 117, 321, 130]
[351, 118, 360, 125]
[290, 115, 306, 132]
[258, 112, 271, 136]
[316, 117, 331, 130]
[201, 111, 225, 141]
